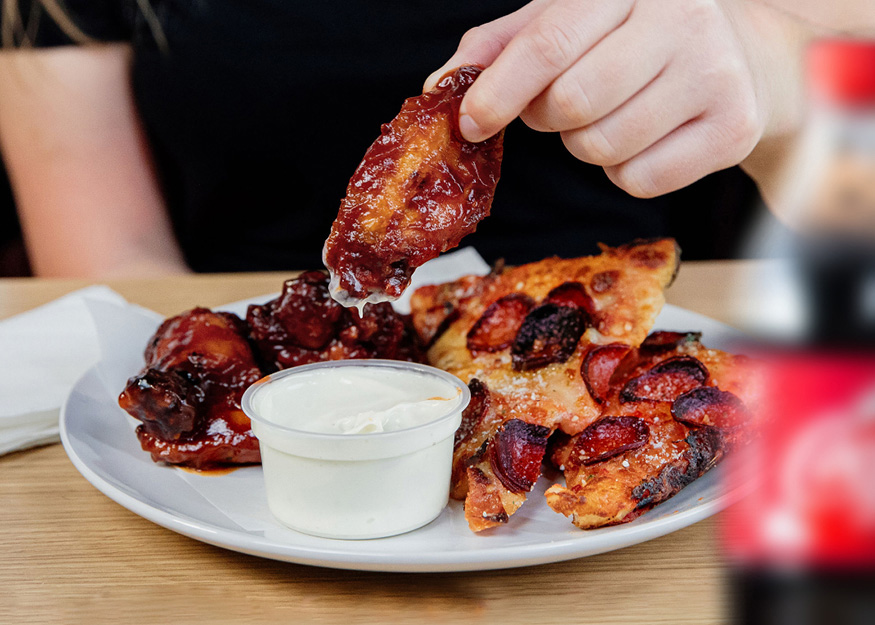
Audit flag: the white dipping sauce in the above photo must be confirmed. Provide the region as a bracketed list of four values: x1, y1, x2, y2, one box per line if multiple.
[254, 367, 460, 435]
[242, 360, 469, 540]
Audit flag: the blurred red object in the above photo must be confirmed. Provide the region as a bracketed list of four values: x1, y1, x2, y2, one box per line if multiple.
[724, 354, 875, 570]
[808, 39, 875, 106]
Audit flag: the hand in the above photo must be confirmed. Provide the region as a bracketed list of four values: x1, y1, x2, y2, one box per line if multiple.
[427, 0, 810, 199]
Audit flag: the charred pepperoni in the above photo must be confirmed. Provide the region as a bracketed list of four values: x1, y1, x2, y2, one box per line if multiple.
[570, 416, 650, 466]
[640, 331, 702, 354]
[581, 343, 632, 404]
[544, 282, 597, 321]
[511, 303, 585, 371]
[672, 386, 750, 432]
[488, 419, 550, 493]
[466, 293, 534, 353]
[620, 355, 709, 403]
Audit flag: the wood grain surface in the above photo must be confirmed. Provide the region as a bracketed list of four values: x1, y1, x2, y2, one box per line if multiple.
[0, 262, 755, 625]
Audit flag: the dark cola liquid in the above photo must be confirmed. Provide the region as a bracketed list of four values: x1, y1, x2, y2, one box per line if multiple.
[730, 568, 875, 625]
[798, 240, 875, 348]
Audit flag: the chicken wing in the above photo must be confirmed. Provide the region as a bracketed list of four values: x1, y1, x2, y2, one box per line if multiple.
[118, 309, 263, 469]
[323, 65, 504, 310]
[246, 270, 425, 370]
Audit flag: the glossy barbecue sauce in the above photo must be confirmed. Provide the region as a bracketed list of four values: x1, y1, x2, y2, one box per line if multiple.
[118, 308, 263, 471]
[323, 65, 504, 311]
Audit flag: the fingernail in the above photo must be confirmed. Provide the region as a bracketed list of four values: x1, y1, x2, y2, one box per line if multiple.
[423, 70, 442, 93]
[459, 113, 486, 143]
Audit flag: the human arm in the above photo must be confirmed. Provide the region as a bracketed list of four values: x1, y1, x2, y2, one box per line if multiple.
[0, 43, 189, 277]
[424, 0, 819, 205]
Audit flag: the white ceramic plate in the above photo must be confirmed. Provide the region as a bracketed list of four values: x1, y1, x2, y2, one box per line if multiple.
[60, 303, 744, 572]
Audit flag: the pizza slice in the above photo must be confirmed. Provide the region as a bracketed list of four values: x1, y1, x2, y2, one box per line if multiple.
[545, 331, 758, 528]
[410, 238, 680, 531]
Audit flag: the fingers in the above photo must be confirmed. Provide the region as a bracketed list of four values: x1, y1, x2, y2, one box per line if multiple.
[423, 0, 553, 93]
[558, 64, 707, 168]
[457, 0, 635, 142]
[521, 13, 670, 133]
[429, 0, 769, 196]
[604, 108, 762, 198]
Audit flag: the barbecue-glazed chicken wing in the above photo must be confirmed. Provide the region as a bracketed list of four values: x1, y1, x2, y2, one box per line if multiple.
[119, 309, 263, 469]
[323, 65, 504, 310]
[120, 272, 425, 469]
[246, 271, 425, 370]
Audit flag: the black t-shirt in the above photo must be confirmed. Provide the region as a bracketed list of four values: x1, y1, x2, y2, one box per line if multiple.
[20, 0, 763, 271]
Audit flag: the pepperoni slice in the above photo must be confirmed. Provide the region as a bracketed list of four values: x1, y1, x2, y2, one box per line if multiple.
[488, 419, 550, 493]
[581, 343, 632, 404]
[570, 416, 650, 466]
[455, 378, 490, 449]
[466, 293, 534, 353]
[620, 355, 709, 403]
[671, 386, 750, 431]
[640, 331, 702, 354]
[511, 303, 585, 371]
[545, 282, 596, 318]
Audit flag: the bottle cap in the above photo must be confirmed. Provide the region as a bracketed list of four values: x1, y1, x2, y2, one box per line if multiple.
[808, 39, 875, 106]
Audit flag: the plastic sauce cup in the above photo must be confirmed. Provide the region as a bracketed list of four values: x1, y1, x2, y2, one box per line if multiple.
[241, 360, 470, 539]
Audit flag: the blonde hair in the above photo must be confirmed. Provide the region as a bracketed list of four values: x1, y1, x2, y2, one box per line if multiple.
[2, 0, 91, 46]
[2, 0, 167, 50]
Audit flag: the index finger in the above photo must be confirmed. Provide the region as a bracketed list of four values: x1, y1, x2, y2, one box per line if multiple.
[459, 0, 634, 142]
[423, 0, 554, 93]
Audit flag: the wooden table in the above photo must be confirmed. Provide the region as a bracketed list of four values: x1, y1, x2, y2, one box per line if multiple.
[0, 262, 759, 625]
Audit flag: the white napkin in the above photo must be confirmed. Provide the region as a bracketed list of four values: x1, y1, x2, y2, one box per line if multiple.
[0, 285, 161, 455]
